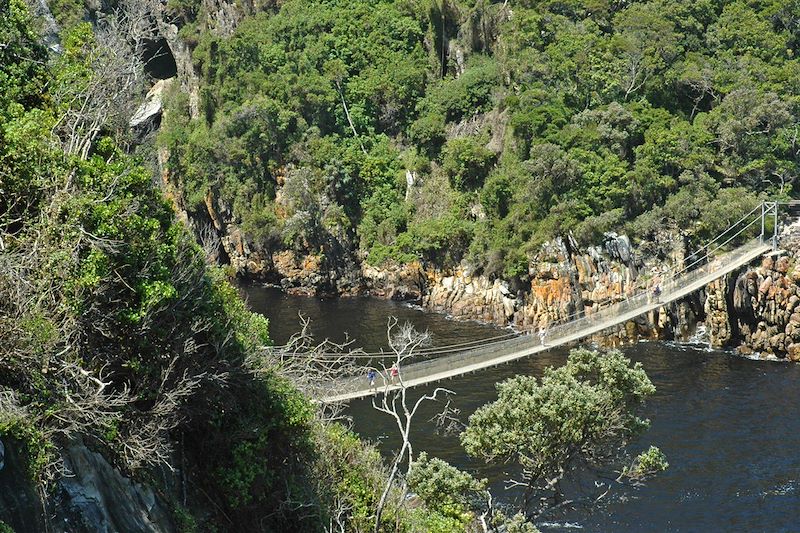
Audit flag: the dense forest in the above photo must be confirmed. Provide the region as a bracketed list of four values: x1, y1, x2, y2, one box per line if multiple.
[160, 0, 798, 282]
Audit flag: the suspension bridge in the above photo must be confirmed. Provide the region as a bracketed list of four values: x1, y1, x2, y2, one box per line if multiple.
[318, 202, 784, 403]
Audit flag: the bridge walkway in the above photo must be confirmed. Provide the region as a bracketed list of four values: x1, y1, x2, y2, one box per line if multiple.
[320, 237, 771, 403]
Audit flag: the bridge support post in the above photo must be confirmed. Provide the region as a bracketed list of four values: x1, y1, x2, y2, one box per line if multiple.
[774, 200, 779, 250]
[762, 201, 779, 250]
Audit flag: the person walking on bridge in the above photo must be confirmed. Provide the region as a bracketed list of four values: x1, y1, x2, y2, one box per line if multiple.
[390, 365, 399, 385]
[538, 325, 548, 347]
[367, 368, 377, 392]
[649, 276, 662, 304]
[652, 277, 662, 304]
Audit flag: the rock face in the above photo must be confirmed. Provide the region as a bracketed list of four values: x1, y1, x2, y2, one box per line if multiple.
[424, 268, 520, 324]
[0, 438, 175, 533]
[51, 442, 175, 533]
[0, 439, 46, 533]
[705, 221, 800, 358]
[400, 232, 702, 343]
[362, 261, 425, 301]
[707, 253, 800, 358]
[187, 203, 704, 343]
[705, 276, 732, 346]
[130, 78, 174, 135]
[419, 234, 701, 342]
[26, 0, 61, 52]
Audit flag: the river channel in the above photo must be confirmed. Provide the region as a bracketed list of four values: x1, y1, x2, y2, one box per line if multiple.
[244, 284, 800, 532]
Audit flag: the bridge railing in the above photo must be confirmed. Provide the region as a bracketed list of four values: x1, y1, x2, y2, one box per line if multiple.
[324, 237, 767, 399]
[539, 237, 765, 342]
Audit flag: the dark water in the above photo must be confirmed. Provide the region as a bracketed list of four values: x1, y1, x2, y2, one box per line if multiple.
[244, 284, 800, 532]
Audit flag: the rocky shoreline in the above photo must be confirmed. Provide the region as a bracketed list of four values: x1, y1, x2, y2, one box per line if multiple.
[707, 253, 800, 360]
[229, 225, 800, 360]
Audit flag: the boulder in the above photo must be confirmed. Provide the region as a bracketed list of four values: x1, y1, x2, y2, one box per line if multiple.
[603, 232, 632, 264]
[788, 343, 800, 362]
[769, 333, 786, 351]
[737, 345, 754, 356]
[130, 78, 175, 134]
[759, 276, 773, 296]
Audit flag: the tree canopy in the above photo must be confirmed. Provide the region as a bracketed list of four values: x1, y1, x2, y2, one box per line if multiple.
[461, 348, 665, 518]
[159, 0, 799, 279]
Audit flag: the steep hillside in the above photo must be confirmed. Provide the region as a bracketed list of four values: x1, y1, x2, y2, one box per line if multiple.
[0, 1, 457, 530]
[157, 0, 796, 293]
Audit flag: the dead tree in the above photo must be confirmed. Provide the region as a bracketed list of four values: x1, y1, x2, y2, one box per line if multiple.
[371, 318, 454, 533]
[198, 221, 222, 263]
[49, 0, 160, 159]
[259, 314, 367, 411]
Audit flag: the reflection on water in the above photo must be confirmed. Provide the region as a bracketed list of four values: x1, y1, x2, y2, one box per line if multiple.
[244, 283, 800, 532]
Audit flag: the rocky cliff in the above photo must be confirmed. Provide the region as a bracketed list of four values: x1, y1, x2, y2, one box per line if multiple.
[0, 437, 175, 533]
[705, 227, 800, 359]
[423, 234, 704, 343]
[355, 231, 707, 344]
[166, 165, 796, 356]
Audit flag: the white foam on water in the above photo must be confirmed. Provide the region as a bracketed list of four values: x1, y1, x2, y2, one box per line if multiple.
[539, 521, 584, 530]
[687, 323, 708, 344]
[762, 480, 798, 497]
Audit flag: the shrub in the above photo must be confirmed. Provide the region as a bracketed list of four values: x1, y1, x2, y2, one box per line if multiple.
[407, 452, 486, 524]
[417, 55, 500, 122]
[441, 137, 495, 191]
[409, 112, 446, 156]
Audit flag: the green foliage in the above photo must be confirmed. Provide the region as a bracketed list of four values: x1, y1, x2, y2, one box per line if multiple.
[161, 0, 428, 258]
[403, 214, 474, 266]
[359, 185, 411, 263]
[506, 88, 569, 155]
[406, 509, 466, 533]
[310, 423, 408, 532]
[496, 513, 541, 533]
[629, 445, 669, 479]
[172, 505, 199, 533]
[573, 208, 625, 246]
[441, 136, 496, 191]
[407, 452, 487, 526]
[47, 0, 85, 29]
[0, 413, 55, 485]
[416, 54, 500, 123]
[461, 347, 660, 517]
[408, 112, 446, 156]
[626, 177, 761, 244]
[0, 521, 14, 533]
[0, 0, 48, 111]
[211, 374, 314, 509]
[0, 0, 54, 233]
